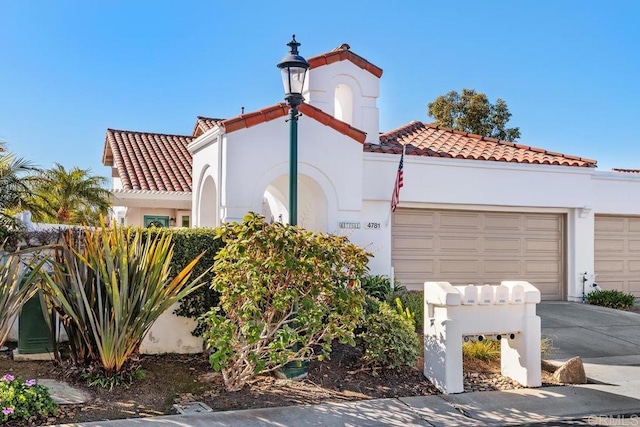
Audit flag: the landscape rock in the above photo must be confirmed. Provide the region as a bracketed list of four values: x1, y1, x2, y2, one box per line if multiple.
[553, 356, 587, 384]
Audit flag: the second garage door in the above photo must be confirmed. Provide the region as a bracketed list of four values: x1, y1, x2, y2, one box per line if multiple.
[392, 208, 565, 300]
[595, 215, 640, 296]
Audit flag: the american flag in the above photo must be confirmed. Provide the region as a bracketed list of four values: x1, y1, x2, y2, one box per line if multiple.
[390, 147, 404, 212]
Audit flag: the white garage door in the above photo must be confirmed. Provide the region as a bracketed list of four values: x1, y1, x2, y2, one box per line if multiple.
[392, 208, 565, 300]
[595, 215, 640, 296]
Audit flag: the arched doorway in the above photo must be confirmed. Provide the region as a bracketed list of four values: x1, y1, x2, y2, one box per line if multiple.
[198, 175, 218, 227]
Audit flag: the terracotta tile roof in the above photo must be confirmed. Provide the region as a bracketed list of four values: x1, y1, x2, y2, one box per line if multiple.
[308, 43, 383, 78]
[364, 122, 597, 167]
[219, 103, 367, 143]
[299, 103, 367, 143]
[612, 168, 640, 173]
[222, 104, 289, 133]
[192, 116, 225, 138]
[103, 129, 193, 191]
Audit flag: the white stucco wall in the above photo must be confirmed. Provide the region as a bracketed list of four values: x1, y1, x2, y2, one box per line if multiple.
[140, 303, 203, 354]
[196, 117, 365, 230]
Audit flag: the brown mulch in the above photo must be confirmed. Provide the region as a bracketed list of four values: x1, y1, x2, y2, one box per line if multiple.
[0, 341, 562, 426]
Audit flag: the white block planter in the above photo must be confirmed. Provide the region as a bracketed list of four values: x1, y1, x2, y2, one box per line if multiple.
[423, 281, 542, 394]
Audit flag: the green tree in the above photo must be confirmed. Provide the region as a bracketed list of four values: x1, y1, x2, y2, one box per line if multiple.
[28, 163, 111, 224]
[0, 141, 45, 230]
[427, 88, 521, 141]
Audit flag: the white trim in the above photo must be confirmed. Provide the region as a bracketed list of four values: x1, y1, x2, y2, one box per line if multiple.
[395, 202, 572, 215]
[364, 151, 597, 176]
[112, 189, 191, 197]
[187, 126, 224, 154]
[592, 171, 640, 182]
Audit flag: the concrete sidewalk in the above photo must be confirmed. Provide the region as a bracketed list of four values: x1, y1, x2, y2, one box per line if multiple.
[54, 302, 640, 426]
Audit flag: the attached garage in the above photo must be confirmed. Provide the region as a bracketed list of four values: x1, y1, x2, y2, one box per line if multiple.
[392, 208, 565, 300]
[594, 215, 640, 296]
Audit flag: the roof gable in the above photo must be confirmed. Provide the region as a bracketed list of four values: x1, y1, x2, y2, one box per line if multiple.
[193, 116, 224, 138]
[308, 44, 383, 78]
[365, 122, 597, 168]
[199, 103, 367, 143]
[104, 129, 193, 191]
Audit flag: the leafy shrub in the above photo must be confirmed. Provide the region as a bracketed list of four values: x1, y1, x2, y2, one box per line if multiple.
[0, 374, 57, 422]
[586, 289, 636, 309]
[358, 301, 420, 368]
[40, 222, 210, 381]
[203, 213, 369, 391]
[394, 297, 415, 326]
[462, 340, 500, 361]
[360, 274, 405, 301]
[141, 227, 223, 336]
[392, 291, 424, 333]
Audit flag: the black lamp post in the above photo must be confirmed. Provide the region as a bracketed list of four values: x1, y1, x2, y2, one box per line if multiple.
[277, 35, 310, 226]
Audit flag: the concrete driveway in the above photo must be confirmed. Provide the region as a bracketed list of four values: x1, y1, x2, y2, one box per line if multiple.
[539, 301, 640, 399]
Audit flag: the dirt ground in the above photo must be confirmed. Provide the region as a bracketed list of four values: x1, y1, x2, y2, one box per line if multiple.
[0, 340, 563, 426]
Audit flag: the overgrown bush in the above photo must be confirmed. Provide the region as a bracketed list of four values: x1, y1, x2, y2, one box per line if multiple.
[358, 300, 420, 368]
[392, 291, 424, 333]
[141, 227, 223, 336]
[586, 289, 636, 309]
[0, 374, 57, 422]
[40, 222, 210, 383]
[203, 213, 369, 392]
[360, 274, 405, 301]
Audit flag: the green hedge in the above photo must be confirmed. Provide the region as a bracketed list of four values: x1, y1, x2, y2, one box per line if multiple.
[139, 227, 223, 335]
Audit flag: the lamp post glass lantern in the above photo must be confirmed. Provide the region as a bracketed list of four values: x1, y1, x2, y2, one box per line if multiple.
[277, 35, 310, 226]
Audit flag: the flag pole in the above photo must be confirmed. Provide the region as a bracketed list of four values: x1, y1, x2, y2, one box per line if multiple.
[386, 144, 405, 227]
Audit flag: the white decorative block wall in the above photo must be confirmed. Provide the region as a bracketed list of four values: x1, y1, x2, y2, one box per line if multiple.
[423, 281, 542, 394]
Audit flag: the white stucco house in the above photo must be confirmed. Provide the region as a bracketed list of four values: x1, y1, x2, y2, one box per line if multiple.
[103, 43, 640, 302]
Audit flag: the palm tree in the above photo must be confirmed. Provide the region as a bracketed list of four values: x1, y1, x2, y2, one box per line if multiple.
[29, 163, 112, 224]
[0, 142, 44, 230]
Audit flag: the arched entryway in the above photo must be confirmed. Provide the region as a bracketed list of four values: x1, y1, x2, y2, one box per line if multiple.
[261, 174, 328, 231]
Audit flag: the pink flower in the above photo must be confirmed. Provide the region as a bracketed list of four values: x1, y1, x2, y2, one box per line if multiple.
[2, 407, 14, 415]
[25, 379, 36, 387]
[1, 374, 14, 382]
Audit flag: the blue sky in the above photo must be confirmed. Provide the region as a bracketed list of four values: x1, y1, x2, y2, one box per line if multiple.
[1, 1, 639, 177]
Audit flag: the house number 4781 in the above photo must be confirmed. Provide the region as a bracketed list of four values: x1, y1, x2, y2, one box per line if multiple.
[365, 222, 381, 230]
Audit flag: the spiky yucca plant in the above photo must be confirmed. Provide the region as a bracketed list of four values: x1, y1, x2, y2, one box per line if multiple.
[0, 247, 48, 348]
[40, 223, 208, 376]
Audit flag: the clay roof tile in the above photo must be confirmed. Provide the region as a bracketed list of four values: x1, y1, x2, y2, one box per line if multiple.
[375, 122, 597, 168]
[104, 129, 193, 192]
